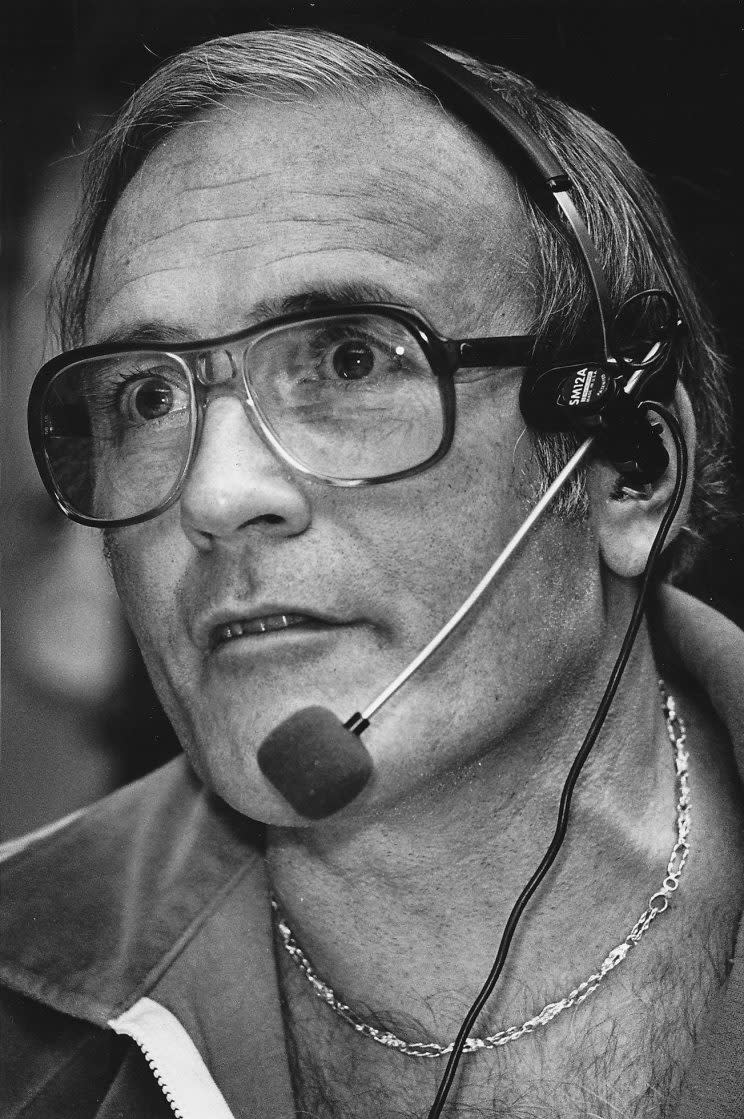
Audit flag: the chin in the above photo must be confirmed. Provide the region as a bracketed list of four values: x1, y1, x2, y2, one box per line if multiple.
[176, 730, 331, 829]
[171, 686, 451, 829]
[208, 764, 373, 830]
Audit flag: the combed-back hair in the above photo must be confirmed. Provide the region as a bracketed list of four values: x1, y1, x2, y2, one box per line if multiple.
[52, 27, 733, 565]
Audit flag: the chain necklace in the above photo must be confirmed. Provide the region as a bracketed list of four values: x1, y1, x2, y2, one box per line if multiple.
[272, 686, 690, 1058]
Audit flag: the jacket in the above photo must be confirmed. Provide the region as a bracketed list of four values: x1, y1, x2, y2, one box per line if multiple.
[1, 587, 743, 1118]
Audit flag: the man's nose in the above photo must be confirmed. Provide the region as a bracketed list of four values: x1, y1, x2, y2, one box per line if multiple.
[179, 396, 312, 549]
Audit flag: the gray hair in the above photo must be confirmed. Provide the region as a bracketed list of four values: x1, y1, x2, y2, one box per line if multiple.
[52, 27, 734, 563]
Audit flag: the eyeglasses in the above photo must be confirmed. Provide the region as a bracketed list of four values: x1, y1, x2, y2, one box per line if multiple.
[28, 304, 536, 527]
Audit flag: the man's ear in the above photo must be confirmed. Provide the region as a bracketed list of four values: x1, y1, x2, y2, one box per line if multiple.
[587, 385, 696, 579]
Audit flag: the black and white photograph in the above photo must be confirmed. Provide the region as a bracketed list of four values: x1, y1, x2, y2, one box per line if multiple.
[2, 3, 742, 1116]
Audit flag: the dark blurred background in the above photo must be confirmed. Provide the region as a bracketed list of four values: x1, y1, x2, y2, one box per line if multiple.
[2, 1, 742, 838]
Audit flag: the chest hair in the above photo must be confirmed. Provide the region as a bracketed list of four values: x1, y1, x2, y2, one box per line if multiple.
[275, 904, 739, 1119]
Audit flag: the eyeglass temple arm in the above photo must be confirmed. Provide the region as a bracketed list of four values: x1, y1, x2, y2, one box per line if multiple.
[455, 336, 536, 368]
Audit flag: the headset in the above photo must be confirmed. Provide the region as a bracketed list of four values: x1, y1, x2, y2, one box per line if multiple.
[383, 36, 682, 473]
[253, 32, 690, 1119]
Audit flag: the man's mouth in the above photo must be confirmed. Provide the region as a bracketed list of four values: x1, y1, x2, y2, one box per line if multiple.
[209, 613, 335, 650]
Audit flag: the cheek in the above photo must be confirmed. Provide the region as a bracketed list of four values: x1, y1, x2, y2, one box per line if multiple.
[340, 384, 602, 759]
[347, 382, 531, 612]
[106, 516, 213, 772]
[105, 514, 185, 670]
[363, 502, 601, 787]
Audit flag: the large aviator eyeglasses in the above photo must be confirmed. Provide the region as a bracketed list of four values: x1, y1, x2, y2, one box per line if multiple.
[28, 304, 536, 528]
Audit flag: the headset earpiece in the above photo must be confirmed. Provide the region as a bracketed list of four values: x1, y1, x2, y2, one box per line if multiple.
[519, 356, 678, 487]
[519, 287, 683, 487]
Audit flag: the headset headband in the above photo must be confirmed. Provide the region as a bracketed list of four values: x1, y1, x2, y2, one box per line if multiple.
[359, 35, 613, 360]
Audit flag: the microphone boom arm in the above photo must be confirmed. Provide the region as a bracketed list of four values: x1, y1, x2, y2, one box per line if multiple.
[360, 437, 594, 724]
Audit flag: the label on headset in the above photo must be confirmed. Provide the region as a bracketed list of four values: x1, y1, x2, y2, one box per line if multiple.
[557, 365, 611, 411]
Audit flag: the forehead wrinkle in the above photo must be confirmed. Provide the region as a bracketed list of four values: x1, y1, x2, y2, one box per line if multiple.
[104, 173, 444, 264]
[126, 199, 436, 254]
[101, 191, 442, 285]
[92, 92, 534, 339]
[129, 130, 483, 254]
[210, 209, 435, 254]
[86, 264, 198, 330]
[111, 210, 273, 253]
[297, 189, 442, 248]
[177, 172, 277, 193]
[308, 158, 485, 244]
[130, 146, 277, 188]
[102, 211, 425, 280]
[87, 245, 425, 338]
[205, 245, 420, 269]
[366, 160, 474, 211]
[106, 94, 521, 267]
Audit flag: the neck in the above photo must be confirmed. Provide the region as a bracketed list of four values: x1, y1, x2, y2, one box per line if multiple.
[265, 621, 678, 1042]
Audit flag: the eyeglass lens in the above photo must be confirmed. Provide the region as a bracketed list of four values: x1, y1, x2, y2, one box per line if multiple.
[39, 313, 447, 522]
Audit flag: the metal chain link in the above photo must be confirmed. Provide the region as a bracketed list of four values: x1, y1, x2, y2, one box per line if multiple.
[272, 683, 689, 1058]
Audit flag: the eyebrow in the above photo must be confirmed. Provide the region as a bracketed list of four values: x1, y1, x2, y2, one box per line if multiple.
[94, 280, 403, 348]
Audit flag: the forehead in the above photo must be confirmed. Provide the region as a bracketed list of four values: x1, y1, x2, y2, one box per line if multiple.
[88, 88, 534, 342]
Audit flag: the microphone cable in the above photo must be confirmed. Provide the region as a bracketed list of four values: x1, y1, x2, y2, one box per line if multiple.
[426, 403, 687, 1119]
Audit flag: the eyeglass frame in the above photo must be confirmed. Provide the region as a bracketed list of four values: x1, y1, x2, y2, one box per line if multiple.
[28, 302, 537, 529]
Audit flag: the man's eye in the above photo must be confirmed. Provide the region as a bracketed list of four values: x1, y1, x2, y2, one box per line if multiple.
[331, 339, 376, 380]
[117, 374, 183, 424]
[272, 320, 429, 395]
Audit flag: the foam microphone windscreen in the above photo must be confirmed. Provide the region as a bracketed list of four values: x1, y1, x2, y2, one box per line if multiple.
[257, 706, 373, 819]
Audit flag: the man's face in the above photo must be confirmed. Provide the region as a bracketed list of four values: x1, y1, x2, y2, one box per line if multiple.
[88, 89, 601, 824]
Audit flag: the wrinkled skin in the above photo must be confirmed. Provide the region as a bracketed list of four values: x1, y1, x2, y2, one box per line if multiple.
[90, 90, 604, 826]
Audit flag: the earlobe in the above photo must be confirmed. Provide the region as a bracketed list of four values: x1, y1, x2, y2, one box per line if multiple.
[590, 385, 696, 579]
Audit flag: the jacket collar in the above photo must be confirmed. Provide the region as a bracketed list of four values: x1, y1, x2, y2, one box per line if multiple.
[651, 585, 744, 756]
[0, 756, 266, 1025]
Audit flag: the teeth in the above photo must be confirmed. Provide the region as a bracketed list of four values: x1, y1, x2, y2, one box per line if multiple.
[213, 613, 309, 646]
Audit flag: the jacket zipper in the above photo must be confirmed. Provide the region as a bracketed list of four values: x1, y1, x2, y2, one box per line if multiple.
[108, 996, 236, 1119]
[129, 1040, 184, 1118]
